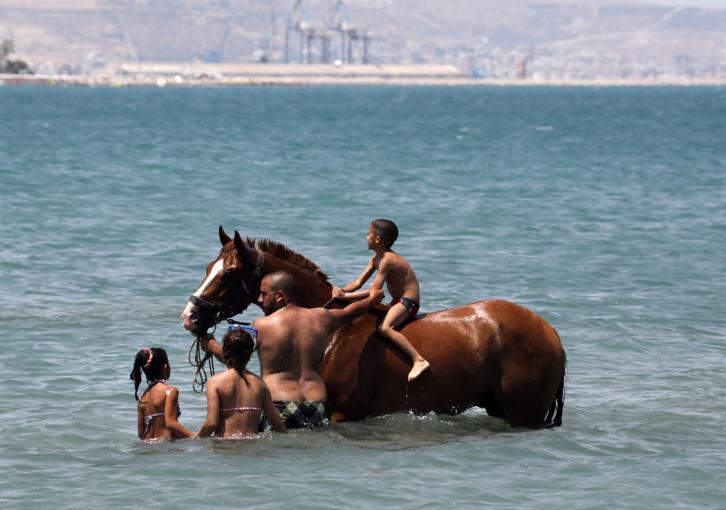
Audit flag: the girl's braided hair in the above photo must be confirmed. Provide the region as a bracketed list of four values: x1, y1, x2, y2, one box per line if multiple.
[129, 347, 169, 401]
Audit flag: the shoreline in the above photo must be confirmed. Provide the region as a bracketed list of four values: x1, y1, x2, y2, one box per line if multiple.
[2, 73, 726, 88]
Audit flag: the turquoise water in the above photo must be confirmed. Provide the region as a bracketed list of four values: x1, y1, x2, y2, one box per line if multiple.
[1, 86, 725, 509]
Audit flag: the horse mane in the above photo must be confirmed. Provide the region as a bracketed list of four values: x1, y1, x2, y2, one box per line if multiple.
[246, 237, 329, 282]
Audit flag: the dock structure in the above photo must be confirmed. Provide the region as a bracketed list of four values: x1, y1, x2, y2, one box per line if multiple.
[1, 37, 32, 74]
[0, 62, 468, 86]
[329, 0, 370, 65]
[284, 0, 331, 64]
[1, 38, 13, 69]
[115, 62, 463, 83]
[284, 0, 370, 65]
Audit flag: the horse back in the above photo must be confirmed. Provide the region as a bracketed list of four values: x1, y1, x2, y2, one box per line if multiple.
[324, 299, 562, 421]
[322, 300, 565, 427]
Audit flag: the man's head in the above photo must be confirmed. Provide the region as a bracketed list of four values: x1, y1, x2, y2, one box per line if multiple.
[369, 219, 399, 249]
[257, 271, 297, 315]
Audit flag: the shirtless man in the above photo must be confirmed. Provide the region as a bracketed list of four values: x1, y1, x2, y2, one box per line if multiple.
[201, 270, 382, 429]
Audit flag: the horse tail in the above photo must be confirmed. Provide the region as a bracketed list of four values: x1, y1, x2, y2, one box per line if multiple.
[544, 366, 565, 428]
[544, 330, 566, 428]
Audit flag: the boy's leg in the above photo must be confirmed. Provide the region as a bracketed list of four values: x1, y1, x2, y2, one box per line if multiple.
[379, 304, 430, 382]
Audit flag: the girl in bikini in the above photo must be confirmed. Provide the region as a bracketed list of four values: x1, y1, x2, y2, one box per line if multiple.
[196, 325, 286, 438]
[130, 347, 193, 442]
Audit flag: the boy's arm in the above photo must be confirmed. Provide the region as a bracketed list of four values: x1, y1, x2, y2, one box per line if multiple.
[195, 379, 220, 438]
[326, 288, 384, 330]
[368, 258, 389, 292]
[164, 387, 194, 439]
[334, 289, 370, 300]
[340, 266, 387, 300]
[332, 257, 376, 299]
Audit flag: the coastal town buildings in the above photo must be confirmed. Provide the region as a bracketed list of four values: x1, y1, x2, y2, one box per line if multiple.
[1, 0, 725, 83]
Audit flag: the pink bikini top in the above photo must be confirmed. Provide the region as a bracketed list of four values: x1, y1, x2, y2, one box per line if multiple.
[141, 380, 181, 437]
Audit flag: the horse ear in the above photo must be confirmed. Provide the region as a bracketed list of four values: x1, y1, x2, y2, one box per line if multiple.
[233, 230, 247, 259]
[219, 225, 232, 246]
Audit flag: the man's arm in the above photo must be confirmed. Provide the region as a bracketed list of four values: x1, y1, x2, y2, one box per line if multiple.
[200, 334, 225, 364]
[326, 288, 384, 330]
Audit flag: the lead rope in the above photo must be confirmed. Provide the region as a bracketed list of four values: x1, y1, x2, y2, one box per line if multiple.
[188, 324, 217, 393]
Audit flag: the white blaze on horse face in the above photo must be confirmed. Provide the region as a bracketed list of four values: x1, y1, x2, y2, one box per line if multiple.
[194, 259, 225, 297]
[181, 259, 225, 320]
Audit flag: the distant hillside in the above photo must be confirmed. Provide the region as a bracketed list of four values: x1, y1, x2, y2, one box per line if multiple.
[1, 0, 725, 78]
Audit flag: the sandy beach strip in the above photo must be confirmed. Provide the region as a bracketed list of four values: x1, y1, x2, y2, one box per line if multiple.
[2, 72, 726, 87]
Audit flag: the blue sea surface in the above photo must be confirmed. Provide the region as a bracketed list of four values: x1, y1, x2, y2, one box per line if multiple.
[1, 85, 725, 509]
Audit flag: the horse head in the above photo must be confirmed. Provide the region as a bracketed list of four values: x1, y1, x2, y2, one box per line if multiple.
[181, 226, 264, 335]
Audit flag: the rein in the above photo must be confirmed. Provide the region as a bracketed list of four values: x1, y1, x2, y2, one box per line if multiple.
[188, 332, 216, 394]
[187, 243, 265, 392]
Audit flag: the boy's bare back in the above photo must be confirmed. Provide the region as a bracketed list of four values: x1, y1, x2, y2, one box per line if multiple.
[372, 251, 420, 302]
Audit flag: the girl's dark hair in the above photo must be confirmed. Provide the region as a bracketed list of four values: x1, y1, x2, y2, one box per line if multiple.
[371, 219, 399, 248]
[222, 328, 255, 386]
[130, 347, 169, 401]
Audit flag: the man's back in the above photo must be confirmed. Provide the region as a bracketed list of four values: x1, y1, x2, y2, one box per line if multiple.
[254, 304, 332, 402]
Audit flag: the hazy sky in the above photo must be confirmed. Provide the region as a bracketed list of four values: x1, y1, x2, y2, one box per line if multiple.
[2, 0, 726, 8]
[645, 0, 725, 5]
[647, 0, 726, 4]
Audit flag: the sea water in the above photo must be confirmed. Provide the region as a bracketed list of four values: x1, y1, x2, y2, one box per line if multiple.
[1, 85, 725, 509]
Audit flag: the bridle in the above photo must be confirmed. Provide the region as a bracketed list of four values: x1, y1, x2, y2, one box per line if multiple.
[187, 242, 265, 392]
[187, 243, 266, 329]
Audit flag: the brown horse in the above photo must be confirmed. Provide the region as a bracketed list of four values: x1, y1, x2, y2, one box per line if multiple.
[181, 227, 566, 428]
